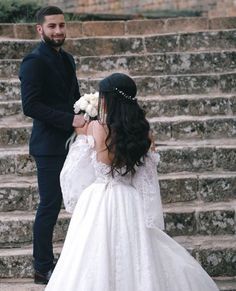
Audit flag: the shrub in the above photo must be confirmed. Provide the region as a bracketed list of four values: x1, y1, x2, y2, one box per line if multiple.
[0, 0, 42, 23]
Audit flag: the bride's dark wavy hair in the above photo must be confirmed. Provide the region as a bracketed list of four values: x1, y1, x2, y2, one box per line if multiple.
[98, 73, 151, 176]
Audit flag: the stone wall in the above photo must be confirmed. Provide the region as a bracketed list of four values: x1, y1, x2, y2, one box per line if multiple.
[43, 0, 236, 18]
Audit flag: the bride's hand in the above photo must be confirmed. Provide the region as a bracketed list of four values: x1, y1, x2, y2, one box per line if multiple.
[75, 122, 89, 135]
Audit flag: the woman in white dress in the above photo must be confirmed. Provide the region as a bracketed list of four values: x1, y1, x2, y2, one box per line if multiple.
[45, 73, 219, 291]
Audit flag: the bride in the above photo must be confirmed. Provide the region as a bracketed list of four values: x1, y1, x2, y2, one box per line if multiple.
[45, 73, 219, 291]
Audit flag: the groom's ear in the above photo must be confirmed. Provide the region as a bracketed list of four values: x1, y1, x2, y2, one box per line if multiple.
[36, 24, 43, 36]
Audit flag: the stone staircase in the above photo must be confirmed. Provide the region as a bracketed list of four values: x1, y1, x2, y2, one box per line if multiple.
[0, 17, 236, 290]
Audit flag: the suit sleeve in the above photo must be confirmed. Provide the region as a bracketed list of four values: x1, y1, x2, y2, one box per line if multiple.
[19, 55, 74, 131]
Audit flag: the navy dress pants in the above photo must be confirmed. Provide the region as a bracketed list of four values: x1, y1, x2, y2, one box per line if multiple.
[33, 155, 66, 273]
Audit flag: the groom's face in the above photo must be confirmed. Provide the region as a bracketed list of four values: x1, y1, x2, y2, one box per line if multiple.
[36, 14, 66, 48]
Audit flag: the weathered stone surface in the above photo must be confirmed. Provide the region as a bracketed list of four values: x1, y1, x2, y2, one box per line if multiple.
[0, 80, 20, 101]
[140, 96, 234, 118]
[139, 95, 233, 118]
[126, 19, 166, 35]
[145, 30, 236, 53]
[15, 155, 36, 176]
[0, 127, 31, 146]
[158, 147, 214, 174]
[215, 148, 236, 171]
[0, 24, 15, 38]
[197, 248, 236, 276]
[82, 21, 125, 36]
[165, 17, 208, 33]
[14, 24, 38, 39]
[159, 176, 198, 203]
[220, 73, 236, 93]
[0, 60, 21, 78]
[178, 30, 236, 52]
[149, 121, 172, 141]
[197, 209, 235, 235]
[0, 101, 22, 118]
[66, 21, 83, 38]
[198, 175, 236, 202]
[164, 211, 197, 236]
[77, 51, 236, 77]
[0, 41, 37, 59]
[209, 17, 236, 30]
[0, 185, 38, 212]
[64, 37, 144, 57]
[0, 213, 70, 247]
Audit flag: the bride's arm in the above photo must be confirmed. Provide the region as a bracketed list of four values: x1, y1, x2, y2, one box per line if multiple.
[60, 125, 96, 213]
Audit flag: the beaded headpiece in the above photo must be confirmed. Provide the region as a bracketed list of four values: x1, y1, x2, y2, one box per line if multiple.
[99, 73, 137, 102]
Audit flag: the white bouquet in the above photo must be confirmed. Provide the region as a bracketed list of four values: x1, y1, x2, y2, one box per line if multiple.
[74, 92, 99, 121]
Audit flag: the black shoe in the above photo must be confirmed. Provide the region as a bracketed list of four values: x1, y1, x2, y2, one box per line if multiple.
[34, 269, 53, 285]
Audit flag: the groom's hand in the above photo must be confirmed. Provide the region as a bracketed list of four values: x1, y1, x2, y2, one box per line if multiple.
[72, 114, 86, 128]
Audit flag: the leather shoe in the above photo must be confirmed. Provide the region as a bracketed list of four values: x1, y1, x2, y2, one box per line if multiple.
[34, 260, 57, 285]
[34, 268, 53, 285]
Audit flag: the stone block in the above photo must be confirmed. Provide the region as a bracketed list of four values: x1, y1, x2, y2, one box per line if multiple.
[64, 37, 144, 56]
[215, 148, 236, 171]
[164, 211, 197, 236]
[0, 41, 37, 59]
[15, 155, 36, 176]
[179, 30, 236, 52]
[14, 24, 38, 39]
[0, 185, 38, 212]
[82, 21, 125, 36]
[159, 177, 198, 203]
[0, 24, 14, 38]
[0, 80, 20, 101]
[66, 21, 83, 38]
[0, 60, 21, 78]
[0, 127, 31, 146]
[209, 17, 236, 30]
[165, 17, 208, 33]
[220, 73, 236, 93]
[149, 121, 172, 141]
[0, 101, 22, 118]
[140, 96, 232, 118]
[145, 34, 179, 53]
[158, 147, 214, 174]
[0, 156, 16, 175]
[126, 19, 166, 35]
[0, 214, 70, 248]
[197, 209, 235, 235]
[197, 248, 236, 276]
[198, 175, 236, 202]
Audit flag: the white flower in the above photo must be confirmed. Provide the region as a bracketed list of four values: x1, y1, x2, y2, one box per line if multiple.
[73, 91, 99, 119]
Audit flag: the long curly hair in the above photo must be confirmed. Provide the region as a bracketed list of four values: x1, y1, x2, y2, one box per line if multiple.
[98, 73, 151, 176]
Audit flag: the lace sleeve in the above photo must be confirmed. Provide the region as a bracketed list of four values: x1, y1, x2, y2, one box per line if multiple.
[132, 151, 165, 230]
[60, 135, 96, 213]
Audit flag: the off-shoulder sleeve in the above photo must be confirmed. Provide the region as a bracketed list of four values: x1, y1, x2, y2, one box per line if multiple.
[60, 135, 96, 213]
[132, 151, 165, 230]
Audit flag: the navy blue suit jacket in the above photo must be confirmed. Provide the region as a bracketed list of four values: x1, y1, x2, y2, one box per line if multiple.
[19, 41, 80, 156]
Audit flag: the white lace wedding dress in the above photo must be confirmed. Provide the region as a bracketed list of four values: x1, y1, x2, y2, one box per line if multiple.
[45, 135, 219, 291]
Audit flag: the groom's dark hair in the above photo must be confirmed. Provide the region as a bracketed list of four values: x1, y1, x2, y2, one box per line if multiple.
[36, 6, 64, 24]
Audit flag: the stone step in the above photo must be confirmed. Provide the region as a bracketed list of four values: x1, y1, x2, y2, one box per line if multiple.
[1, 17, 236, 39]
[0, 211, 71, 248]
[0, 202, 235, 248]
[1, 29, 236, 59]
[0, 235, 235, 278]
[0, 94, 235, 118]
[0, 172, 235, 212]
[140, 94, 236, 118]
[0, 278, 235, 291]
[0, 140, 235, 175]
[0, 114, 235, 145]
[1, 71, 236, 101]
[2, 50, 236, 78]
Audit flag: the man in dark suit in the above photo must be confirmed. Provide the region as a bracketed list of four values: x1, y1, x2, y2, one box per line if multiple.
[19, 6, 85, 284]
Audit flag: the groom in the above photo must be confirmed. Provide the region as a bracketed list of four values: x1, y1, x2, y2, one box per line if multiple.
[19, 6, 85, 284]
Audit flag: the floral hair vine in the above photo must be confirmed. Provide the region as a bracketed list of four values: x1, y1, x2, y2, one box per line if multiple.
[115, 87, 137, 101]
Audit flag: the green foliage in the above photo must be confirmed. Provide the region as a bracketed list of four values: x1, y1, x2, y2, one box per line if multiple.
[0, 0, 42, 23]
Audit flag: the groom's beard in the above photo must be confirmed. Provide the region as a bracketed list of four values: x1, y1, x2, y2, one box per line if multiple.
[42, 31, 66, 48]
